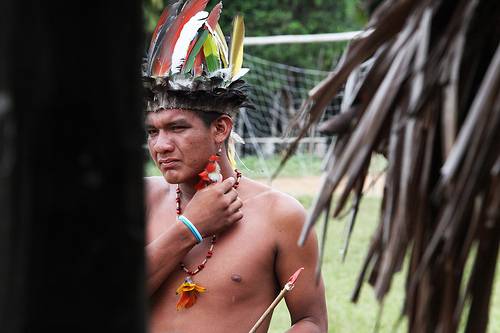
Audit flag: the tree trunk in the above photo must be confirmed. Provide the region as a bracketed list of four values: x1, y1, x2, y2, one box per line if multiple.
[0, 1, 146, 332]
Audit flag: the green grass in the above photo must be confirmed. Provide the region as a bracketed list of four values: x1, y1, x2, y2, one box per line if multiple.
[235, 153, 387, 179]
[144, 154, 324, 178]
[145, 159, 162, 177]
[235, 154, 324, 178]
[267, 196, 500, 333]
[145, 153, 387, 179]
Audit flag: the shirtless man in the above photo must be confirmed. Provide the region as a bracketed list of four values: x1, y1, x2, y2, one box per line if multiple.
[142, 1, 327, 332]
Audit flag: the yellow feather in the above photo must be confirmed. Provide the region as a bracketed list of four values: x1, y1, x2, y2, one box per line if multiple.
[203, 34, 221, 71]
[230, 15, 245, 79]
[227, 137, 237, 169]
[215, 24, 229, 68]
[203, 34, 218, 58]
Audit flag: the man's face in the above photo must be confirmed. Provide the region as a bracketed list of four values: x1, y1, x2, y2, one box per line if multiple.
[145, 109, 216, 184]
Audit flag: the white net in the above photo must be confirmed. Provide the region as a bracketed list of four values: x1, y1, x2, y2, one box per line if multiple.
[233, 53, 344, 177]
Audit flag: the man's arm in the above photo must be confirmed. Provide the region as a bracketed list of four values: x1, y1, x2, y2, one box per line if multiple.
[272, 194, 328, 333]
[146, 222, 197, 295]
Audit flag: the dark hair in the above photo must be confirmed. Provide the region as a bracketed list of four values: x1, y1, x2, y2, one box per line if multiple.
[194, 111, 232, 149]
[197, 111, 225, 128]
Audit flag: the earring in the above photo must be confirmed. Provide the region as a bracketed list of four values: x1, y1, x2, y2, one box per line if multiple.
[216, 146, 222, 156]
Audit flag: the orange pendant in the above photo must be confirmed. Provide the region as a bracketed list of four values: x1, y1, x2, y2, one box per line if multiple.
[175, 276, 206, 310]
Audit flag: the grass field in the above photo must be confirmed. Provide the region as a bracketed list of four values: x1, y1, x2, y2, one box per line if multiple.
[145, 155, 500, 333]
[229, 153, 388, 179]
[144, 154, 327, 178]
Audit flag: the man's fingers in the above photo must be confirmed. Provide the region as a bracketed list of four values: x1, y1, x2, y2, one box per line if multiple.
[225, 189, 238, 203]
[228, 198, 243, 213]
[229, 211, 244, 223]
[219, 177, 236, 193]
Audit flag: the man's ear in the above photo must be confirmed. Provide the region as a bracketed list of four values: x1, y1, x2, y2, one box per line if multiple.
[212, 115, 233, 145]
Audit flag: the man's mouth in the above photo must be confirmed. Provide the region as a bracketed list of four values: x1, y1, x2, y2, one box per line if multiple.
[158, 158, 180, 170]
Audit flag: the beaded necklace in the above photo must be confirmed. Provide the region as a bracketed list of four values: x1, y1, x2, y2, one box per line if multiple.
[174, 169, 241, 310]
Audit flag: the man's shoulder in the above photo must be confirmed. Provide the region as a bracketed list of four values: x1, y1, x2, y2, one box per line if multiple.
[243, 177, 307, 226]
[144, 176, 171, 203]
[144, 175, 167, 189]
[268, 190, 307, 229]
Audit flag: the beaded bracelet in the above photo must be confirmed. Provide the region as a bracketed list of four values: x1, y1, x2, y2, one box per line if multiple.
[178, 215, 203, 243]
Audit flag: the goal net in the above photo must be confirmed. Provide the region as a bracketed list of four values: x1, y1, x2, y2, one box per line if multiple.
[237, 53, 343, 151]
[233, 51, 346, 178]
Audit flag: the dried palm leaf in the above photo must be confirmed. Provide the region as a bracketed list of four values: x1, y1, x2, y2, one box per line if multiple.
[278, 0, 500, 331]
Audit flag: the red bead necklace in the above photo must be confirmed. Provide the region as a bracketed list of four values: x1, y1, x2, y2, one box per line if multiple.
[176, 169, 241, 276]
[174, 169, 242, 310]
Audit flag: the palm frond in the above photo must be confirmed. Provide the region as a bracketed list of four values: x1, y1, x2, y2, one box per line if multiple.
[280, 0, 500, 331]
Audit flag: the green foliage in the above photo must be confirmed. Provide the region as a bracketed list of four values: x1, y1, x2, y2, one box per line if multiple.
[142, 0, 367, 70]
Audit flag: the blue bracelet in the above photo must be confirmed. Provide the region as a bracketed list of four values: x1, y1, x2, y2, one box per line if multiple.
[178, 215, 203, 243]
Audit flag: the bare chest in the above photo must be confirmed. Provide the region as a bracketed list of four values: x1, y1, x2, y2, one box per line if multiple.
[148, 203, 279, 303]
[145, 182, 290, 332]
[148, 205, 279, 333]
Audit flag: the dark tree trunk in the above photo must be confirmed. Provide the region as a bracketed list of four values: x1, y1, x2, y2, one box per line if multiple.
[0, 1, 146, 332]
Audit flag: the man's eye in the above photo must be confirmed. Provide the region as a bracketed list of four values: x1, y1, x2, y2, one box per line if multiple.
[147, 129, 158, 136]
[171, 126, 186, 132]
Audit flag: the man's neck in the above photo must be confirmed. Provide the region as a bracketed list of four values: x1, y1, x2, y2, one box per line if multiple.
[177, 154, 237, 201]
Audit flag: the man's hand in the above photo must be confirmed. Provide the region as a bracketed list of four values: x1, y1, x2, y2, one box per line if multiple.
[182, 177, 243, 237]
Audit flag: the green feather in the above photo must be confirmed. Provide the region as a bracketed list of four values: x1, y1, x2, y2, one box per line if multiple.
[183, 30, 209, 74]
[203, 34, 220, 72]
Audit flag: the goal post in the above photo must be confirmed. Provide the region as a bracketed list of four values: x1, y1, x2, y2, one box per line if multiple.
[244, 31, 362, 46]
[234, 32, 360, 177]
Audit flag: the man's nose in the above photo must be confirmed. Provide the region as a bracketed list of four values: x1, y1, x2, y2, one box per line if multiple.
[153, 131, 175, 153]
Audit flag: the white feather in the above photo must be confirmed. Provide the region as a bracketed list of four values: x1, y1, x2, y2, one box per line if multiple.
[170, 11, 209, 74]
[232, 68, 249, 81]
[208, 67, 232, 80]
[230, 131, 245, 144]
[169, 77, 195, 90]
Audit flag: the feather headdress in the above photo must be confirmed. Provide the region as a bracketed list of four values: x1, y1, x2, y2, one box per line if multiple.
[143, 0, 250, 116]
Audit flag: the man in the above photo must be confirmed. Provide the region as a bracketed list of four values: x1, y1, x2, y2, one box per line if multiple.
[143, 1, 327, 332]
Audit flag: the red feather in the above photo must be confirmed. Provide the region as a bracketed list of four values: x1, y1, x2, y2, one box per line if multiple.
[149, 6, 170, 51]
[154, 0, 210, 76]
[147, 1, 183, 75]
[205, 2, 222, 32]
[193, 52, 204, 76]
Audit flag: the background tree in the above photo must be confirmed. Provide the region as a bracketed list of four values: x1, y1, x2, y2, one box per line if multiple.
[143, 0, 367, 70]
